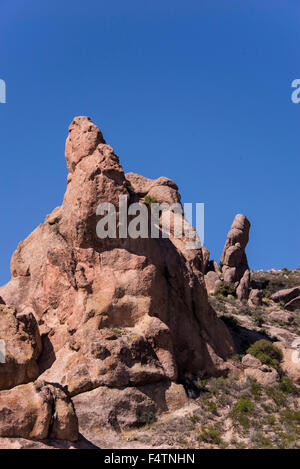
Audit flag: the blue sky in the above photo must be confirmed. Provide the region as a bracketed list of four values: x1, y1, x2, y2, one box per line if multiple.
[0, 0, 299, 286]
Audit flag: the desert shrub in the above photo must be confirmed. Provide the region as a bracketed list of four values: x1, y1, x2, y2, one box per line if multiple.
[249, 379, 262, 401]
[265, 386, 286, 407]
[279, 376, 300, 395]
[239, 305, 253, 315]
[214, 281, 236, 297]
[266, 415, 276, 426]
[251, 431, 272, 448]
[136, 410, 157, 426]
[144, 195, 157, 205]
[230, 396, 255, 428]
[246, 339, 283, 370]
[253, 310, 264, 327]
[189, 413, 200, 424]
[281, 409, 300, 425]
[220, 314, 240, 331]
[198, 426, 222, 445]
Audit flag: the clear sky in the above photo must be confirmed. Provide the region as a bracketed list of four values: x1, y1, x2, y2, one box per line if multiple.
[0, 0, 299, 286]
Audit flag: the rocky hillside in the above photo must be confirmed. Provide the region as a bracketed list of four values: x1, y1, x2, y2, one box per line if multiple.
[0, 117, 299, 450]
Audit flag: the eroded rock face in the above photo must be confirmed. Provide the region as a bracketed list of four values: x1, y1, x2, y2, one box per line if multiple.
[241, 354, 279, 385]
[0, 382, 78, 441]
[248, 289, 263, 306]
[0, 304, 42, 390]
[220, 214, 251, 300]
[271, 286, 300, 304]
[0, 116, 235, 432]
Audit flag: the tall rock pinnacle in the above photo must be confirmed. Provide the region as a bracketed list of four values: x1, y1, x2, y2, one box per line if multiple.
[220, 214, 251, 300]
[0, 117, 235, 436]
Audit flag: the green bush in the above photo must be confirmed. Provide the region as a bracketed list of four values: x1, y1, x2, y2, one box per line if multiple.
[198, 426, 222, 445]
[144, 195, 157, 205]
[220, 314, 240, 331]
[246, 339, 283, 370]
[230, 396, 255, 428]
[136, 410, 157, 426]
[214, 281, 236, 297]
[279, 376, 300, 395]
[265, 386, 286, 407]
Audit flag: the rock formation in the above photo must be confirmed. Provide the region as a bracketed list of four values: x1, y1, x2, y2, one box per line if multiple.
[220, 214, 251, 300]
[0, 116, 234, 441]
[271, 286, 300, 312]
[0, 382, 78, 441]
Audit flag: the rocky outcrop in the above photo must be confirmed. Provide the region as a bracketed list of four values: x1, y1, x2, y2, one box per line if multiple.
[0, 382, 78, 440]
[0, 304, 42, 390]
[248, 289, 263, 306]
[220, 214, 251, 300]
[0, 117, 234, 437]
[204, 271, 221, 295]
[268, 311, 294, 324]
[270, 286, 300, 312]
[241, 354, 279, 385]
[285, 296, 300, 312]
[271, 286, 300, 304]
[73, 381, 187, 434]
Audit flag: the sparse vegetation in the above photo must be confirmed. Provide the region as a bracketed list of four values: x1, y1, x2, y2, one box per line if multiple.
[214, 281, 236, 297]
[144, 195, 157, 205]
[136, 410, 157, 426]
[246, 340, 283, 370]
[198, 426, 223, 445]
[220, 314, 240, 331]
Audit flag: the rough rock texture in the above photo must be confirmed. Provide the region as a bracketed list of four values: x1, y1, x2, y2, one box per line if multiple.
[271, 286, 300, 304]
[241, 354, 261, 368]
[0, 382, 78, 440]
[244, 366, 279, 386]
[0, 304, 42, 390]
[73, 381, 187, 435]
[0, 117, 234, 435]
[220, 214, 251, 300]
[242, 354, 279, 385]
[201, 246, 210, 275]
[285, 296, 300, 312]
[269, 311, 294, 324]
[276, 342, 300, 384]
[204, 271, 221, 295]
[248, 289, 263, 306]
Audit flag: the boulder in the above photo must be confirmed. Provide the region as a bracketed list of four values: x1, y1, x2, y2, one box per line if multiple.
[242, 353, 279, 385]
[271, 286, 300, 304]
[285, 296, 300, 312]
[73, 381, 187, 435]
[204, 271, 221, 295]
[244, 366, 279, 386]
[248, 289, 263, 306]
[0, 305, 42, 390]
[268, 311, 294, 324]
[241, 354, 261, 369]
[0, 382, 78, 440]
